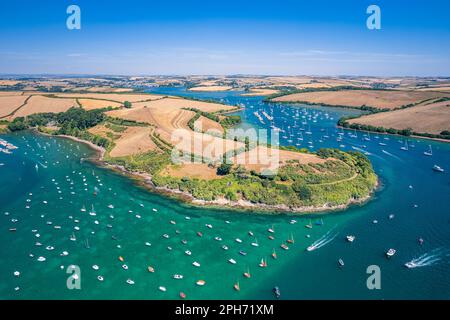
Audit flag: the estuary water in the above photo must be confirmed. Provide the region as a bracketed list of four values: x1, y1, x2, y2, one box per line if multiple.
[0, 87, 448, 299]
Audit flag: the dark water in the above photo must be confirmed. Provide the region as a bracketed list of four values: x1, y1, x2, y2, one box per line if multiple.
[0, 87, 448, 299]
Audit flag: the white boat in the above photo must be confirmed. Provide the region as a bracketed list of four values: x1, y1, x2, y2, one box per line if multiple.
[173, 274, 183, 279]
[424, 145, 433, 156]
[185, 250, 192, 256]
[228, 258, 237, 264]
[386, 248, 396, 258]
[432, 165, 444, 172]
[388, 214, 395, 219]
[192, 261, 200, 267]
[346, 235, 355, 242]
[404, 261, 417, 269]
[222, 245, 228, 250]
[126, 279, 135, 285]
[235, 238, 242, 243]
[400, 141, 409, 151]
[196, 280, 206, 286]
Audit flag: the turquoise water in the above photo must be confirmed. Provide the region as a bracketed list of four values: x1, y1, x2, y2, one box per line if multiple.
[0, 87, 449, 299]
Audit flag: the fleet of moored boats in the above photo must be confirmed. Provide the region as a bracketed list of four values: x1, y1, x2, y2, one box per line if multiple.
[0, 101, 447, 299]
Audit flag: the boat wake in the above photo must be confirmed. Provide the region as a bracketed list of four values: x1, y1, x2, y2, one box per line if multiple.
[307, 228, 339, 251]
[381, 149, 403, 162]
[405, 248, 447, 269]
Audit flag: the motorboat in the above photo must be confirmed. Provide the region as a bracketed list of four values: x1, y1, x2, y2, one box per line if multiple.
[386, 248, 396, 258]
[432, 165, 444, 172]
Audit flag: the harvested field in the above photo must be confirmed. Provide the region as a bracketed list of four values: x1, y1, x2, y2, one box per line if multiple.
[87, 124, 116, 139]
[232, 145, 326, 173]
[195, 116, 224, 134]
[347, 100, 450, 135]
[107, 100, 240, 160]
[53, 93, 165, 103]
[417, 86, 450, 92]
[78, 99, 123, 110]
[11, 95, 77, 119]
[0, 95, 31, 118]
[161, 163, 221, 180]
[272, 90, 450, 110]
[130, 97, 235, 113]
[109, 126, 157, 157]
[0, 91, 24, 96]
[0, 80, 20, 86]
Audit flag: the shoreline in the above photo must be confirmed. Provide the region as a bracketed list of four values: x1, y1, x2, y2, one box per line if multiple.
[336, 125, 450, 144]
[56, 132, 379, 215]
[264, 98, 448, 143]
[99, 159, 379, 215]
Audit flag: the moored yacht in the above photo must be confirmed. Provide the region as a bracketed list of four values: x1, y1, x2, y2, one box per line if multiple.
[386, 248, 396, 258]
[432, 165, 444, 172]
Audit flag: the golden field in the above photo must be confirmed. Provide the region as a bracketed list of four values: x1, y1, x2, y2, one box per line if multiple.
[272, 90, 450, 110]
[347, 100, 450, 135]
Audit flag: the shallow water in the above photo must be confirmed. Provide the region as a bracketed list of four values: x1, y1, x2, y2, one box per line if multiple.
[0, 87, 449, 299]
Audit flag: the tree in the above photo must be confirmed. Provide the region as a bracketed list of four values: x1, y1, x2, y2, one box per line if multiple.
[7, 118, 28, 131]
[292, 180, 312, 200]
[217, 163, 232, 175]
[123, 101, 132, 108]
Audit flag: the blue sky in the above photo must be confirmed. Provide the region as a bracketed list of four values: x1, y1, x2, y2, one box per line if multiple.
[0, 0, 449, 76]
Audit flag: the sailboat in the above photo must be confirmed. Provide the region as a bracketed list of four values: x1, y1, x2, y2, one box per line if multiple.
[286, 233, 295, 244]
[243, 268, 251, 278]
[259, 258, 267, 268]
[400, 140, 409, 151]
[89, 205, 96, 216]
[424, 145, 433, 156]
[234, 281, 240, 291]
[305, 219, 313, 229]
[271, 249, 277, 259]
